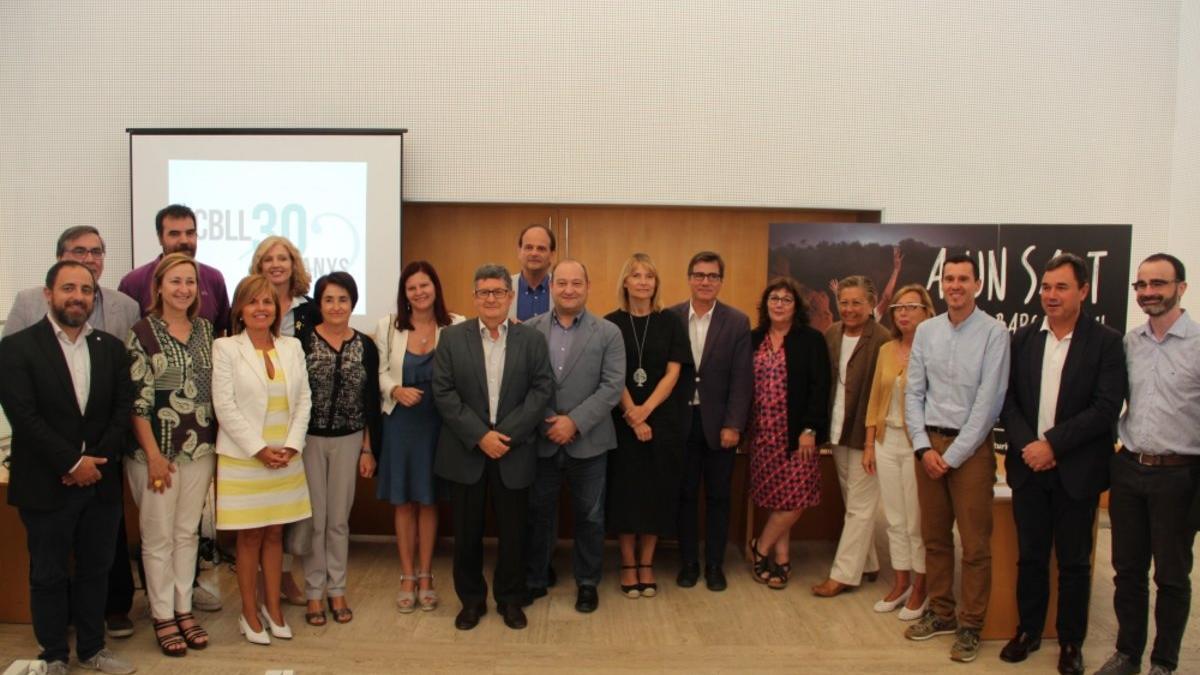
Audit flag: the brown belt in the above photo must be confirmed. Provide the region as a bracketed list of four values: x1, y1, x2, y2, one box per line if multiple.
[1121, 448, 1200, 467]
[925, 425, 960, 438]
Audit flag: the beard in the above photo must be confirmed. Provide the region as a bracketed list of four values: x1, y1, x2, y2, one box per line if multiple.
[168, 242, 196, 257]
[1139, 290, 1180, 316]
[51, 299, 90, 328]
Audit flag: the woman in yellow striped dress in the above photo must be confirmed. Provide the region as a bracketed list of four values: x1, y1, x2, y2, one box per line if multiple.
[212, 274, 312, 645]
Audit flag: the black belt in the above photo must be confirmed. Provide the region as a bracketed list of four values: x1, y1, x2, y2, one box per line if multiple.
[1119, 448, 1200, 467]
[925, 425, 960, 438]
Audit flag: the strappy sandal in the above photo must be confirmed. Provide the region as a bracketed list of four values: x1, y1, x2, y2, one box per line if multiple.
[619, 564, 641, 598]
[153, 617, 187, 657]
[396, 574, 417, 614]
[750, 538, 771, 584]
[767, 561, 791, 591]
[328, 597, 353, 624]
[416, 571, 438, 611]
[304, 600, 327, 626]
[174, 612, 208, 650]
[637, 564, 658, 597]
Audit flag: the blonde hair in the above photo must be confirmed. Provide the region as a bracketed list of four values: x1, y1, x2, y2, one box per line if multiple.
[837, 274, 878, 305]
[230, 274, 281, 336]
[150, 252, 201, 320]
[250, 236, 311, 299]
[887, 283, 935, 340]
[617, 253, 662, 313]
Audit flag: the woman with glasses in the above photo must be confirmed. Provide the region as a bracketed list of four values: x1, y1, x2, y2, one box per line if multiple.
[862, 284, 935, 619]
[746, 277, 831, 589]
[812, 275, 891, 597]
[604, 253, 690, 598]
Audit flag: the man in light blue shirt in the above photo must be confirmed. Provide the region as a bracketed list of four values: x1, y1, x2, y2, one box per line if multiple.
[903, 253, 1010, 663]
[1096, 253, 1200, 675]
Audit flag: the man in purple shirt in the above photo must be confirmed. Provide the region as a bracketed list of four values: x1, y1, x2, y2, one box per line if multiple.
[118, 204, 230, 336]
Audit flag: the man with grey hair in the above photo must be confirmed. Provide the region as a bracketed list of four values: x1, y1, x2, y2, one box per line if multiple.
[433, 263, 555, 632]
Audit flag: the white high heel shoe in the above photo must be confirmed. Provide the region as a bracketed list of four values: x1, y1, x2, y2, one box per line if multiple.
[897, 595, 930, 621]
[873, 586, 913, 613]
[259, 604, 293, 639]
[238, 613, 271, 645]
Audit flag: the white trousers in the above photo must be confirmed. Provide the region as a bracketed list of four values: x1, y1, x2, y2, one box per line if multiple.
[875, 429, 925, 573]
[829, 445, 880, 585]
[301, 432, 362, 599]
[126, 454, 216, 620]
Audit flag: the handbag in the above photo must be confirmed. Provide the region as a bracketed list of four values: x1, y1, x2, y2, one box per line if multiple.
[283, 517, 314, 556]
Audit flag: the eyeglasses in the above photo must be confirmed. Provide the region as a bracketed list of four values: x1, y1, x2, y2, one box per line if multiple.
[766, 295, 795, 305]
[689, 272, 723, 282]
[889, 303, 926, 312]
[473, 288, 511, 299]
[1131, 279, 1176, 291]
[66, 247, 106, 259]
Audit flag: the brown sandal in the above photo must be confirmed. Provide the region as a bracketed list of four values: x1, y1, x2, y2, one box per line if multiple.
[154, 617, 187, 657]
[174, 612, 208, 650]
[328, 597, 353, 624]
[305, 601, 327, 626]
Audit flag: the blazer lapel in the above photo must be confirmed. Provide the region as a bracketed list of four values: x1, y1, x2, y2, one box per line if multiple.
[1054, 314, 1090, 418]
[1026, 329, 1048, 418]
[699, 302, 724, 371]
[497, 321, 521, 408]
[235, 333, 269, 387]
[559, 312, 595, 382]
[36, 320, 83, 417]
[82, 332, 107, 419]
[466, 319, 489, 403]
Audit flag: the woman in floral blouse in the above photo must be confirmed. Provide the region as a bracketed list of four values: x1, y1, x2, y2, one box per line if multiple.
[126, 252, 217, 657]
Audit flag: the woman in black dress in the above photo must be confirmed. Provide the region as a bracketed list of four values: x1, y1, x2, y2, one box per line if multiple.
[604, 253, 691, 599]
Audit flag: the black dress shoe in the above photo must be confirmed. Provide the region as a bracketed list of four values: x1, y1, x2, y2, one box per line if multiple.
[521, 586, 548, 607]
[547, 565, 558, 588]
[1057, 643, 1084, 675]
[677, 562, 700, 588]
[454, 603, 487, 631]
[497, 603, 527, 630]
[999, 632, 1042, 663]
[705, 565, 728, 592]
[575, 585, 599, 613]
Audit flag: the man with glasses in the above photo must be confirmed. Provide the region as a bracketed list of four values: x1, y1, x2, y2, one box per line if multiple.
[669, 251, 753, 591]
[999, 253, 1126, 675]
[4, 226, 140, 339]
[1095, 253, 1199, 675]
[904, 253, 1010, 663]
[433, 264, 554, 631]
[3, 226, 142, 642]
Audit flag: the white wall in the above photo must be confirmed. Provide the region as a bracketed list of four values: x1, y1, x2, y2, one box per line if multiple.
[0, 1, 1195, 325]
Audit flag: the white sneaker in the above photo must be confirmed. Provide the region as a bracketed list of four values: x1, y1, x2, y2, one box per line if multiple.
[873, 586, 913, 613]
[77, 649, 136, 674]
[192, 584, 222, 612]
[898, 595, 930, 621]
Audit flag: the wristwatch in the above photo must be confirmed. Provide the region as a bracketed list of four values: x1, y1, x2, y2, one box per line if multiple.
[914, 447, 931, 460]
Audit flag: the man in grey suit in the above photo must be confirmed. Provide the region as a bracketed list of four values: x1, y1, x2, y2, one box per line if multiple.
[523, 259, 625, 613]
[670, 250, 753, 591]
[4, 226, 140, 340]
[433, 264, 555, 632]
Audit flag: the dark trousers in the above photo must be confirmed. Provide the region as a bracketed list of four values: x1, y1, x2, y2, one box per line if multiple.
[678, 411, 735, 568]
[1011, 470, 1098, 645]
[20, 489, 122, 664]
[526, 450, 607, 589]
[450, 458, 529, 607]
[105, 513, 134, 616]
[1109, 451, 1199, 671]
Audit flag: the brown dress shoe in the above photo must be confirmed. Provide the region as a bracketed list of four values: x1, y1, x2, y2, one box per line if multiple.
[811, 578, 851, 597]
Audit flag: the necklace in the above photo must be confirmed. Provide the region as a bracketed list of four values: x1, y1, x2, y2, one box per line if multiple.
[628, 312, 651, 388]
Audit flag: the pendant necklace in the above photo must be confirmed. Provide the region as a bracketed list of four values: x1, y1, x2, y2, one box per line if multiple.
[628, 312, 651, 388]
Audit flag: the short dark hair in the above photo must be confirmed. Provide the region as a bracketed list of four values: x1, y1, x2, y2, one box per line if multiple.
[1044, 252, 1089, 287]
[394, 260, 453, 330]
[517, 224, 556, 252]
[942, 253, 979, 280]
[474, 263, 512, 289]
[155, 204, 196, 236]
[45, 260, 94, 289]
[688, 250, 725, 277]
[1142, 253, 1186, 282]
[755, 277, 809, 331]
[55, 226, 103, 257]
[314, 272, 359, 312]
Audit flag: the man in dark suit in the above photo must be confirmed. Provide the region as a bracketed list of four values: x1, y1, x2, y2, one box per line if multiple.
[433, 263, 555, 631]
[0, 261, 135, 674]
[999, 253, 1126, 675]
[669, 250, 753, 591]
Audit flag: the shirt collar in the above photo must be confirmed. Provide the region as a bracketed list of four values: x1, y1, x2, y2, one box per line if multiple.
[1039, 316, 1074, 339]
[552, 308, 585, 330]
[1136, 309, 1198, 341]
[689, 300, 716, 322]
[47, 312, 94, 344]
[479, 320, 509, 339]
[520, 274, 550, 294]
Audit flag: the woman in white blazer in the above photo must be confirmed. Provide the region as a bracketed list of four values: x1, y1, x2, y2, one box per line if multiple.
[374, 261, 464, 613]
[213, 274, 312, 645]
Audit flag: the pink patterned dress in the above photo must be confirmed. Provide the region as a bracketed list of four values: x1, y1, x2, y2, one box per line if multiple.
[750, 338, 822, 510]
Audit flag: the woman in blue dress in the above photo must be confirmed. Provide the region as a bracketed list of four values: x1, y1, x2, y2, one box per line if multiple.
[374, 261, 463, 613]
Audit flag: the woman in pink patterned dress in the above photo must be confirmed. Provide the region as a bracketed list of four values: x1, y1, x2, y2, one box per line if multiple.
[747, 277, 831, 589]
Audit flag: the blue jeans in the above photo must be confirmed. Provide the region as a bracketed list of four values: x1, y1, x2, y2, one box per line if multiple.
[526, 450, 607, 588]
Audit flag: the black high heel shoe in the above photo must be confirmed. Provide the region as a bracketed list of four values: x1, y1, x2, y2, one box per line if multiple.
[637, 564, 658, 597]
[620, 564, 641, 598]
